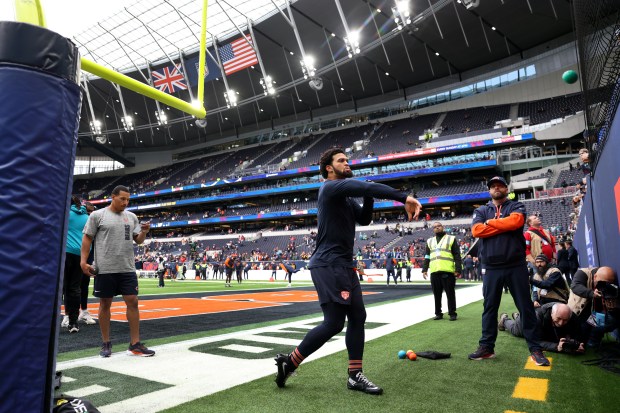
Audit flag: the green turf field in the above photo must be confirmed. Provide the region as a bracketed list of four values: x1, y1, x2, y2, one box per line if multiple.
[157, 300, 620, 413]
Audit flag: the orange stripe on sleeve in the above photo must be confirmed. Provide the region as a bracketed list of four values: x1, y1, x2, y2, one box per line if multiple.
[472, 222, 503, 238]
[487, 212, 524, 231]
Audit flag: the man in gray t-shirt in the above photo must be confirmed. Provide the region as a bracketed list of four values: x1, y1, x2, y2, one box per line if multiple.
[80, 185, 155, 358]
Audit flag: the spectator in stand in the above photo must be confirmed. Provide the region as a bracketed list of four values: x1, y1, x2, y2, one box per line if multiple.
[556, 242, 571, 285]
[525, 214, 556, 267]
[566, 241, 580, 281]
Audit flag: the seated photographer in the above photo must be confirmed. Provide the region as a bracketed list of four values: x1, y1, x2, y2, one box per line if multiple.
[497, 303, 585, 354]
[530, 254, 570, 306]
[499, 303, 585, 354]
[568, 266, 619, 347]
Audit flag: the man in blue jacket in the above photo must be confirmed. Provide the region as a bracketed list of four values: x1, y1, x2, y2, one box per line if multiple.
[469, 176, 550, 366]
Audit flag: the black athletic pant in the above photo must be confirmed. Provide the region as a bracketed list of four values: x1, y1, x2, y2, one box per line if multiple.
[80, 274, 90, 310]
[386, 269, 397, 285]
[63, 253, 82, 324]
[430, 272, 457, 317]
[479, 263, 542, 352]
[297, 300, 366, 363]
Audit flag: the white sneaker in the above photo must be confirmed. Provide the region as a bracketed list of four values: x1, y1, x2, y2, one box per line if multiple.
[61, 315, 69, 328]
[287, 283, 292, 287]
[78, 310, 96, 325]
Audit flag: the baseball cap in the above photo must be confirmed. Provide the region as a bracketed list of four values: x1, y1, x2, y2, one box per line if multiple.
[487, 176, 508, 188]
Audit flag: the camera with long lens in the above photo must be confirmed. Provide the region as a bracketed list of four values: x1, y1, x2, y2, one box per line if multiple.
[596, 281, 619, 299]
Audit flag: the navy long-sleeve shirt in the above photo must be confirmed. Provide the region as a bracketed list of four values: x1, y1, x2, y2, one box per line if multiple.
[309, 179, 408, 268]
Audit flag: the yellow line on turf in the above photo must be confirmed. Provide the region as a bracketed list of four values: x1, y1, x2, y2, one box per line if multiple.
[504, 411, 527, 413]
[512, 377, 549, 401]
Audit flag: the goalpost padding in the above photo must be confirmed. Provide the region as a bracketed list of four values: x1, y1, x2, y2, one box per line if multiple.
[0, 21, 81, 412]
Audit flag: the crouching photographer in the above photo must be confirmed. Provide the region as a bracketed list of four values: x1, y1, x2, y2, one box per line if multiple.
[499, 302, 585, 353]
[568, 266, 619, 348]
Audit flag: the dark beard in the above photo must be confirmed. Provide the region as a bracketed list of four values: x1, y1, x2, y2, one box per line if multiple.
[536, 266, 547, 276]
[334, 169, 353, 179]
[491, 191, 507, 201]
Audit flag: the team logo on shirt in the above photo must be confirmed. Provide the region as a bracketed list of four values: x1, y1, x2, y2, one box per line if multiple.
[341, 291, 350, 300]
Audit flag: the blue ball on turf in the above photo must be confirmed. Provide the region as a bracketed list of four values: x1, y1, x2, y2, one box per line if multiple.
[398, 350, 407, 359]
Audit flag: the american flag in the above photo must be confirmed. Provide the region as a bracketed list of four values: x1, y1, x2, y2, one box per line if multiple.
[219, 34, 258, 76]
[152, 64, 188, 93]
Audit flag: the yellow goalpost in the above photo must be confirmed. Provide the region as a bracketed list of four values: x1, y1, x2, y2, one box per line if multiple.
[13, 0, 208, 119]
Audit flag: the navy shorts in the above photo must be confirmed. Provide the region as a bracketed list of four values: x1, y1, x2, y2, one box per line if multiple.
[93, 272, 139, 298]
[310, 266, 362, 305]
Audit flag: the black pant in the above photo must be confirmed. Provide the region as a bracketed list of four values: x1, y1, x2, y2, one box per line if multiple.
[430, 272, 457, 317]
[297, 300, 366, 362]
[80, 274, 90, 310]
[386, 269, 397, 285]
[158, 270, 165, 287]
[63, 253, 83, 324]
[479, 264, 542, 352]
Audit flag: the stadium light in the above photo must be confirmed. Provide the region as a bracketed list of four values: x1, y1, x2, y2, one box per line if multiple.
[301, 55, 316, 79]
[345, 30, 361, 57]
[89, 119, 102, 135]
[155, 110, 168, 126]
[224, 90, 238, 108]
[260, 75, 276, 95]
[121, 115, 134, 131]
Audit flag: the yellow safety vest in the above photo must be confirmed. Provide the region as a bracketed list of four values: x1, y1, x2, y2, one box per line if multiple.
[427, 235, 456, 274]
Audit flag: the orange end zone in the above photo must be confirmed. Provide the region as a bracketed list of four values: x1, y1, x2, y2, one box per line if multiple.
[66, 290, 379, 321]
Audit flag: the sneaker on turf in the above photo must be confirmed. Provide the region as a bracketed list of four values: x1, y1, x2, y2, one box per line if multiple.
[498, 313, 509, 331]
[274, 353, 295, 388]
[61, 315, 69, 328]
[78, 310, 96, 325]
[127, 342, 155, 357]
[530, 350, 550, 366]
[347, 371, 383, 395]
[468, 346, 495, 360]
[68, 324, 80, 333]
[100, 341, 112, 358]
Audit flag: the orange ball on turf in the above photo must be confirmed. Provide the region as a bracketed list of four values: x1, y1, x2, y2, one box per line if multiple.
[407, 351, 417, 361]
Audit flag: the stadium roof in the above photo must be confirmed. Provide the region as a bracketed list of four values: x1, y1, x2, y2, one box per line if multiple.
[75, 0, 575, 153]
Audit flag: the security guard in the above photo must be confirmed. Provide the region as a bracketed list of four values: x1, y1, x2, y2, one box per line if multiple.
[422, 222, 462, 320]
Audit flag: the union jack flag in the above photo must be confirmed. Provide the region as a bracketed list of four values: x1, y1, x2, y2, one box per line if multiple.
[152, 64, 188, 93]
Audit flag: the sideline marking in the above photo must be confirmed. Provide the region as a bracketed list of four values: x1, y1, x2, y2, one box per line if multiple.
[68, 385, 110, 398]
[220, 344, 273, 353]
[65, 291, 379, 321]
[512, 377, 548, 401]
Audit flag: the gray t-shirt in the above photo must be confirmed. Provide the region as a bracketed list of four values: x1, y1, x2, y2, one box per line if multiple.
[83, 207, 141, 274]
